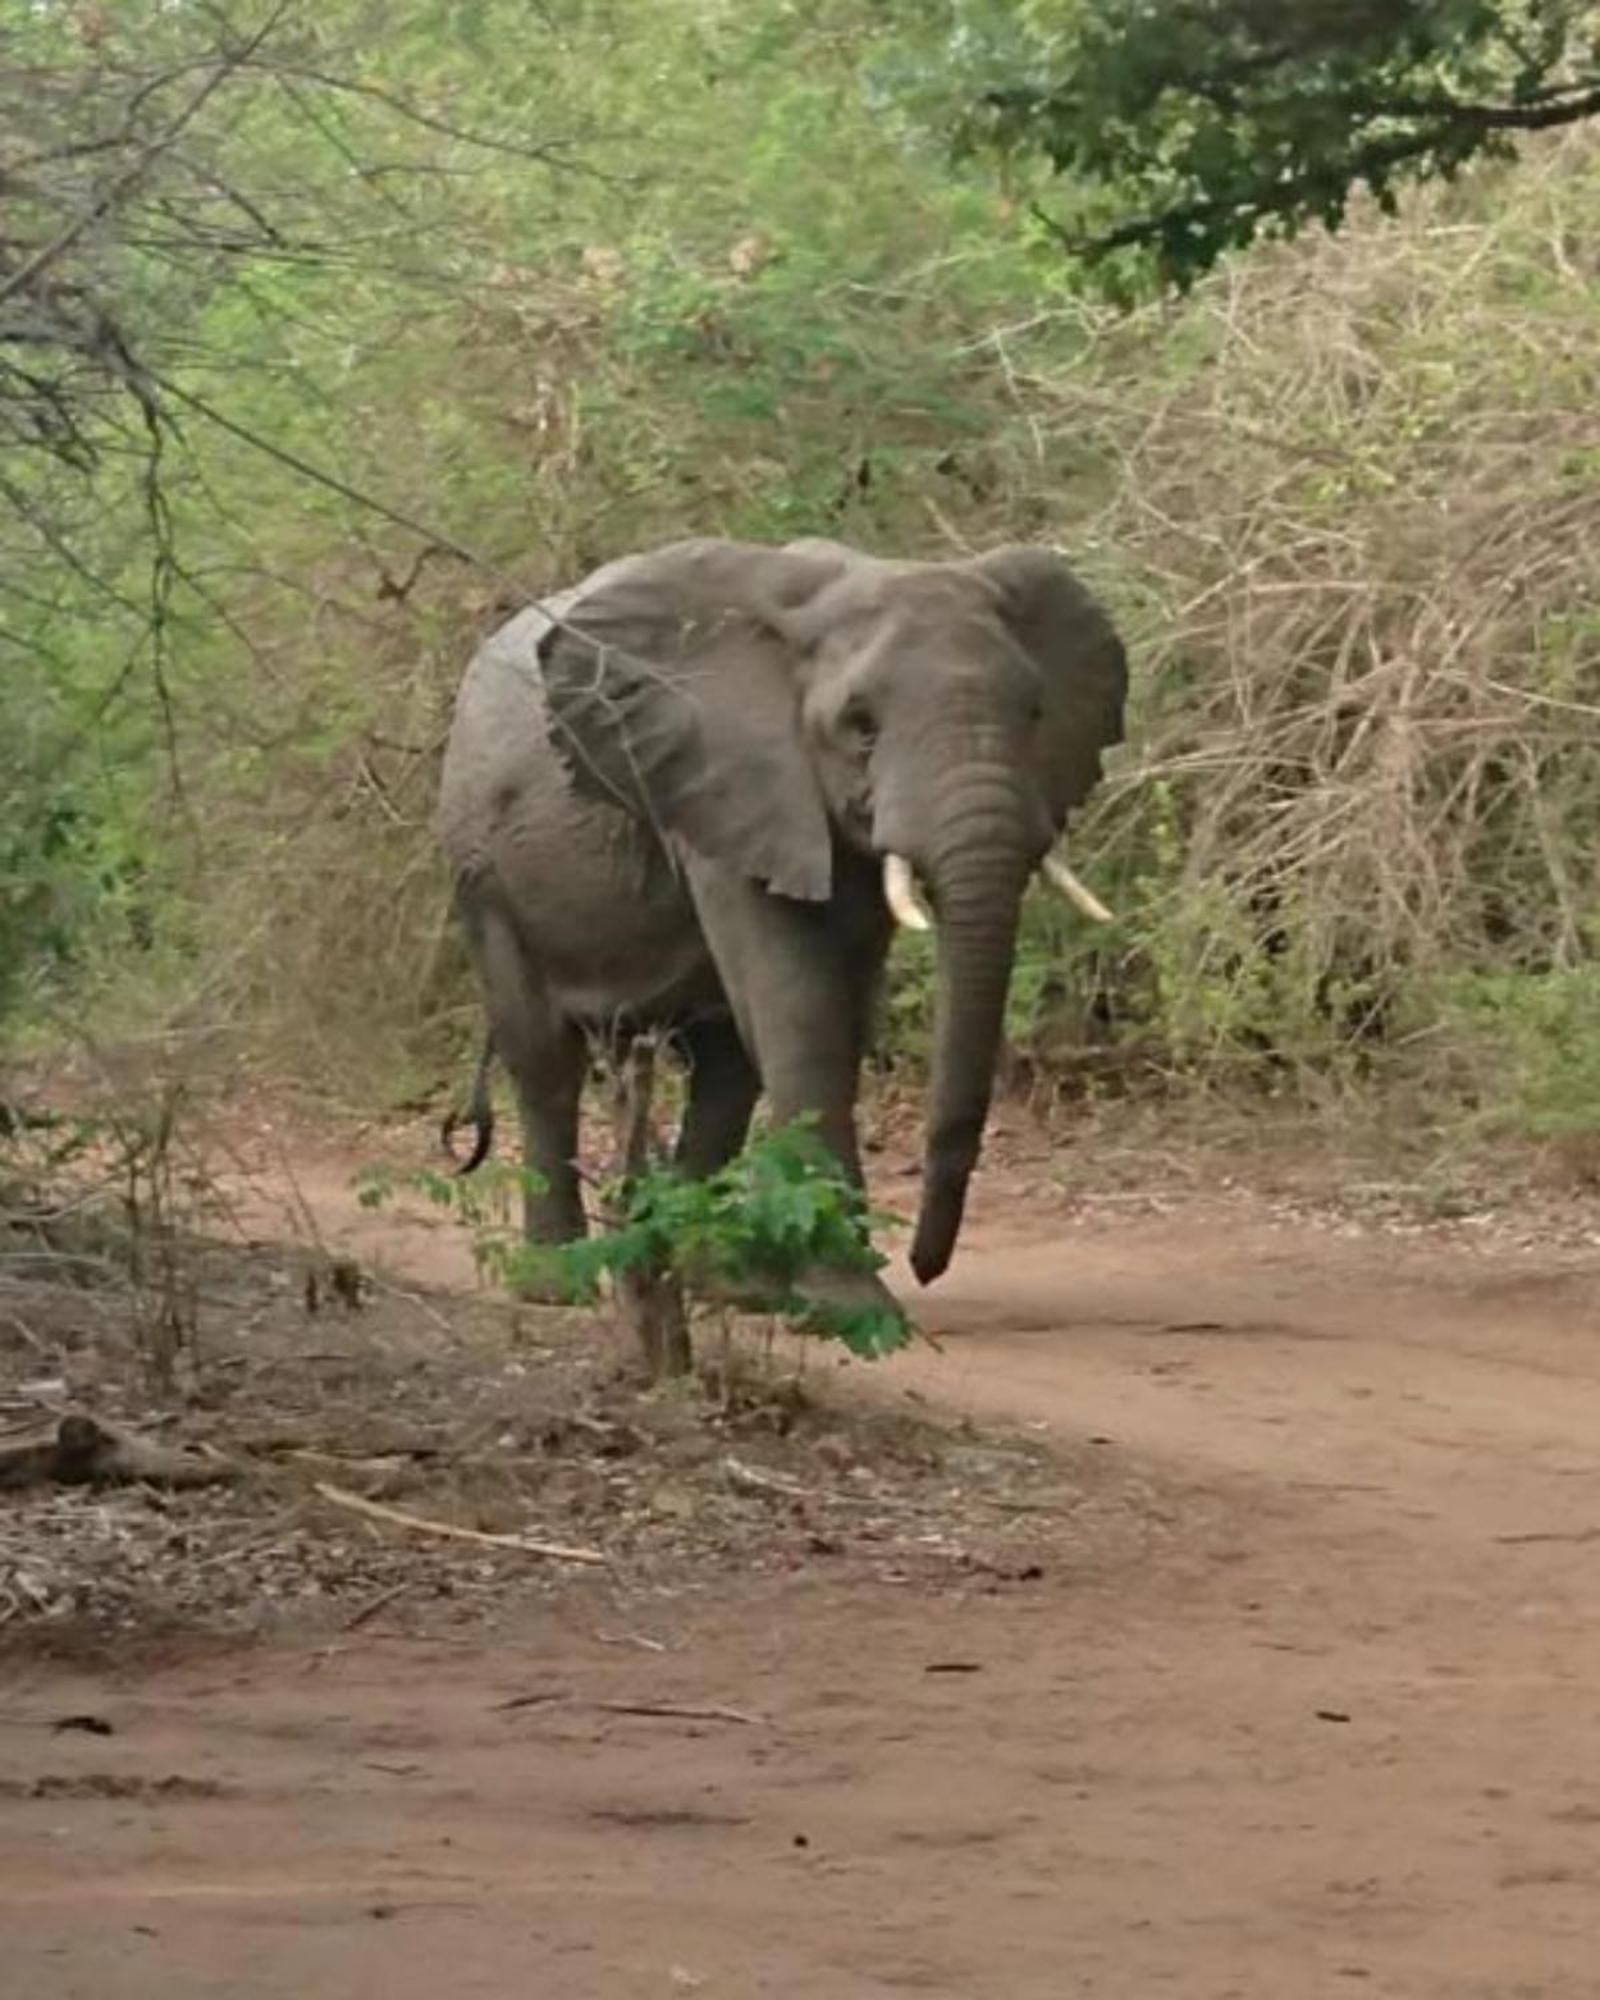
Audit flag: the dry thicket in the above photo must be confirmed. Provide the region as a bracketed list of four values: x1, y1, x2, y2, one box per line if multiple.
[1060, 132, 1600, 1072]
[182, 135, 1600, 1104]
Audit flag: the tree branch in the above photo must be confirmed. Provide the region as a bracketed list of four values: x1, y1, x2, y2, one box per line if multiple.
[249, 57, 582, 165]
[1075, 86, 1600, 267]
[140, 365, 481, 564]
[954, 1, 1600, 288]
[1369, 82, 1600, 129]
[0, 1, 294, 312]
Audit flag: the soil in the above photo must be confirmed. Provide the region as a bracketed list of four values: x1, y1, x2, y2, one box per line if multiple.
[4, 1101, 1600, 1997]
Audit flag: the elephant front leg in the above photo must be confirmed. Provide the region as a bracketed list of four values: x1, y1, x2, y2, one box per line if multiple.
[682, 862, 901, 1320]
[686, 869, 872, 1172]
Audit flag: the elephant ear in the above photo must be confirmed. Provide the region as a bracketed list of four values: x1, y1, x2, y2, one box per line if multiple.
[974, 545, 1127, 825]
[536, 538, 844, 901]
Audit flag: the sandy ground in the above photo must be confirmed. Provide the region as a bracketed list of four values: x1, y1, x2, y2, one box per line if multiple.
[4, 1117, 1600, 1997]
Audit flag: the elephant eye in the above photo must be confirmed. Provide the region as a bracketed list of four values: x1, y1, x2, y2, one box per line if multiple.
[840, 696, 879, 751]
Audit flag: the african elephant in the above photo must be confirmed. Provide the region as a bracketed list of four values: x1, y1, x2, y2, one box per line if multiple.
[435, 536, 1125, 1290]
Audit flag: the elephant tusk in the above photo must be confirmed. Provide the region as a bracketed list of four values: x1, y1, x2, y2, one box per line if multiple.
[1041, 853, 1115, 923]
[883, 854, 933, 933]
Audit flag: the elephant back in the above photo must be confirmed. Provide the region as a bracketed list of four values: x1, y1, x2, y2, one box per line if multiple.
[436, 575, 684, 934]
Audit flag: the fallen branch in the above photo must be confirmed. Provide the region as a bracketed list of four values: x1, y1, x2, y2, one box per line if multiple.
[1494, 1527, 1600, 1546]
[341, 1579, 418, 1632]
[720, 1453, 915, 1512]
[0, 1413, 240, 1491]
[720, 1455, 814, 1503]
[311, 1481, 608, 1565]
[282, 1449, 418, 1499]
[592, 1700, 763, 1727]
[489, 1693, 757, 1724]
[0, 1309, 46, 1353]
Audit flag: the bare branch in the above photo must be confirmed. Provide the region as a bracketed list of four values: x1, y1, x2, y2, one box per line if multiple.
[0, 1, 294, 311]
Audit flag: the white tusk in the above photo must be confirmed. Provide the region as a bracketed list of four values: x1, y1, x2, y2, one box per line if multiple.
[1042, 853, 1115, 923]
[883, 854, 933, 933]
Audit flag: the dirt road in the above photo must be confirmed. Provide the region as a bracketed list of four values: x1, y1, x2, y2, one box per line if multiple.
[5, 1148, 1600, 1997]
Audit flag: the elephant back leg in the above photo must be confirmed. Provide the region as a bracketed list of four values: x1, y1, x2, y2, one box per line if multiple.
[471, 902, 588, 1246]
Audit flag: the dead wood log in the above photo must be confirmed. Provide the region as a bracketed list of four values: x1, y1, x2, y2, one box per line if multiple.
[0, 1413, 240, 1492]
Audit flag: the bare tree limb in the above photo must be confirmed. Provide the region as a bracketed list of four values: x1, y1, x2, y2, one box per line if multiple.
[0, 1, 294, 311]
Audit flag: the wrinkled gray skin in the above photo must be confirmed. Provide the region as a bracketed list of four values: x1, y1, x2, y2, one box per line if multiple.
[436, 536, 1125, 1289]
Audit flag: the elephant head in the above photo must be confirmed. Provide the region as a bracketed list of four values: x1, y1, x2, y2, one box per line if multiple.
[535, 536, 1126, 1284]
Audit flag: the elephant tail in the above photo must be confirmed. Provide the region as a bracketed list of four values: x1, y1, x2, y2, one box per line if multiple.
[441, 1034, 496, 1174]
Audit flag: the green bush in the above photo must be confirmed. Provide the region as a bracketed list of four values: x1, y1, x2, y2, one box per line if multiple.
[358, 1124, 911, 1360]
[1441, 968, 1600, 1140]
[533, 1124, 909, 1360]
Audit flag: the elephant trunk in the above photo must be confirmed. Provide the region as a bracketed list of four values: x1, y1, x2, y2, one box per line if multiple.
[907, 797, 1031, 1287]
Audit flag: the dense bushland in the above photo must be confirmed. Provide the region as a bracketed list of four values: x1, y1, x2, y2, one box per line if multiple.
[5, 0, 1598, 1145]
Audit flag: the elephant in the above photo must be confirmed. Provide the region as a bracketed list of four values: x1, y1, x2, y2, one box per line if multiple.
[435, 535, 1126, 1294]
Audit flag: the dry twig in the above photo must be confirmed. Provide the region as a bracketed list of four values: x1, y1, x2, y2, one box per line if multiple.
[311, 1480, 608, 1565]
[592, 1700, 763, 1727]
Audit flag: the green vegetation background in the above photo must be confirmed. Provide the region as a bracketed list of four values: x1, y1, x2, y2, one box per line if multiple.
[6, 0, 1598, 1146]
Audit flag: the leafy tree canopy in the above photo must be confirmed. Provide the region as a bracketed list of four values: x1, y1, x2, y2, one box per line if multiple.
[886, 0, 1600, 292]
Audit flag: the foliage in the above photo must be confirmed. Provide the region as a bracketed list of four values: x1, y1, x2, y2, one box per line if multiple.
[0, 1074, 204, 1386]
[541, 1124, 909, 1360]
[881, 0, 1600, 294]
[1073, 127, 1600, 1097]
[356, 1126, 912, 1359]
[8, 0, 1600, 1151]
[354, 1157, 534, 1286]
[1441, 967, 1600, 1138]
[0, 0, 575, 1044]
[2, 1, 573, 522]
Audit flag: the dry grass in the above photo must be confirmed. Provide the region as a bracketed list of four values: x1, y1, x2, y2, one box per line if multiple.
[1052, 132, 1600, 1072]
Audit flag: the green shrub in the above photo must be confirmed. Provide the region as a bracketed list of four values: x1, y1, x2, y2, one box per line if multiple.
[1440, 969, 1600, 1140]
[358, 1123, 911, 1360]
[534, 1123, 909, 1360]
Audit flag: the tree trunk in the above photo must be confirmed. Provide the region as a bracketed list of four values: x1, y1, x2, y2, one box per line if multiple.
[608, 1036, 692, 1380]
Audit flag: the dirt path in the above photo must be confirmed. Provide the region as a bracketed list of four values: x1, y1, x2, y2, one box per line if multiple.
[5, 1138, 1600, 1997]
